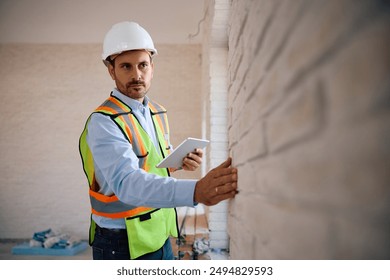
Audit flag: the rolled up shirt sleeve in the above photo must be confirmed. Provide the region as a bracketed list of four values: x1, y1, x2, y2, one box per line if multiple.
[86, 112, 197, 208]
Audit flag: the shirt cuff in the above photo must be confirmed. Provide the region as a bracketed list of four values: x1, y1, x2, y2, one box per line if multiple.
[174, 179, 197, 207]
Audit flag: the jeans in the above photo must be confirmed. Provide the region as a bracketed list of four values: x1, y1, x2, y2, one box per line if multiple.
[92, 225, 174, 260]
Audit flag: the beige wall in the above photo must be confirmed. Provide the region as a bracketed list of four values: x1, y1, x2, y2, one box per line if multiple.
[0, 43, 202, 239]
[227, 0, 390, 259]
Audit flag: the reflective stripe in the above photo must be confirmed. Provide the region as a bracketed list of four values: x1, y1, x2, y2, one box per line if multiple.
[91, 207, 152, 219]
[99, 96, 131, 114]
[89, 189, 119, 203]
[109, 96, 130, 112]
[149, 101, 169, 135]
[89, 190, 153, 219]
[123, 113, 148, 157]
[99, 96, 149, 159]
[117, 115, 134, 144]
[89, 189, 152, 216]
[149, 101, 170, 157]
[95, 106, 119, 115]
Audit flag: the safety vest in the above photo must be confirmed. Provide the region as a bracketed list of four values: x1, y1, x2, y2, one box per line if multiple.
[79, 93, 178, 259]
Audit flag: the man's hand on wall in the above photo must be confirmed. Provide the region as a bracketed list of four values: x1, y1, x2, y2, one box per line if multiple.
[194, 157, 238, 206]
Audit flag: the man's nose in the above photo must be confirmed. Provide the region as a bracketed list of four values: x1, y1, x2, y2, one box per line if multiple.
[131, 68, 142, 80]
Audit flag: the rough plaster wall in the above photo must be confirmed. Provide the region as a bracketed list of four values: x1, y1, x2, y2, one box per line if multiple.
[227, 0, 390, 259]
[0, 43, 201, 239]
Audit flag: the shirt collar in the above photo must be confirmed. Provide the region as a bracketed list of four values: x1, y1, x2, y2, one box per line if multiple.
[112, 88, 149, 113]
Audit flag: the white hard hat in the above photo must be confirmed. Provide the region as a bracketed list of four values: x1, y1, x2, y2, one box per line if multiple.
[102, 21, 157, 66]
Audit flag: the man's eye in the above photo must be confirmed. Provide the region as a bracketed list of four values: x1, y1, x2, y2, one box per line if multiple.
[121, 64, 131, 69]
[140, 63, 148, 69]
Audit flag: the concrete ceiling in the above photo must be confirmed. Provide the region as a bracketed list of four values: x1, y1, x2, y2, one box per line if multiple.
[0, 0, 205, 44]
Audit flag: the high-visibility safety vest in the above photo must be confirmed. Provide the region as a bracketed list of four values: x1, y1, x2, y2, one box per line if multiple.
[79, 93, 178, 259]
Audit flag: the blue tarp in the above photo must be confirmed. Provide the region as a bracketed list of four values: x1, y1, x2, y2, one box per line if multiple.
[12, 241, 88, 256]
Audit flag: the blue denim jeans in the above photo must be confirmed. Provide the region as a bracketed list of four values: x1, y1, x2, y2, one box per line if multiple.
[92, 226, 174, 260]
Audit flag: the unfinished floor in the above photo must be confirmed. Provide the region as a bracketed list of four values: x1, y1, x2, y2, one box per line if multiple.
[0, 206, 228, 260]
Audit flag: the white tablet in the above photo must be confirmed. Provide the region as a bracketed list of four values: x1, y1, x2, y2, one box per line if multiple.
[156, 137, 209, 168]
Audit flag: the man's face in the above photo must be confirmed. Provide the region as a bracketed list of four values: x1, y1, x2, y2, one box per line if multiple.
[108, 50, 154, 102]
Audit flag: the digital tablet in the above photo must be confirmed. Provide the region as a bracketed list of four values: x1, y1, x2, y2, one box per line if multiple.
[156, 137, 209, 168]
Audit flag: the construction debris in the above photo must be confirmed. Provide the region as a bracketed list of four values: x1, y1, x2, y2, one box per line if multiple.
[29, 228, 81, 249]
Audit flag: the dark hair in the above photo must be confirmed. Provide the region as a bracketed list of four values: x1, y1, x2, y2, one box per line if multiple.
[106, 57, 115, 67]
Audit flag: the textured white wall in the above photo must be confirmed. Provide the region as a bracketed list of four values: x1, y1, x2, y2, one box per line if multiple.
[227, 0, 390, 259]
[0, 43, 202, 239]
[202, 0, 231, 250]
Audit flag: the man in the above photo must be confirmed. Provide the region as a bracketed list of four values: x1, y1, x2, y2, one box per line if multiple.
[79, 21, 238, 260]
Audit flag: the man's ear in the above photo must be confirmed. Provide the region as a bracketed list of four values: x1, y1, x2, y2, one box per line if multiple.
[108, 64, 115, 80]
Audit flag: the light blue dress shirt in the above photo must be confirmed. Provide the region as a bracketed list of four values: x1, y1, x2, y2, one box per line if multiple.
[87, 89, 197, 229]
